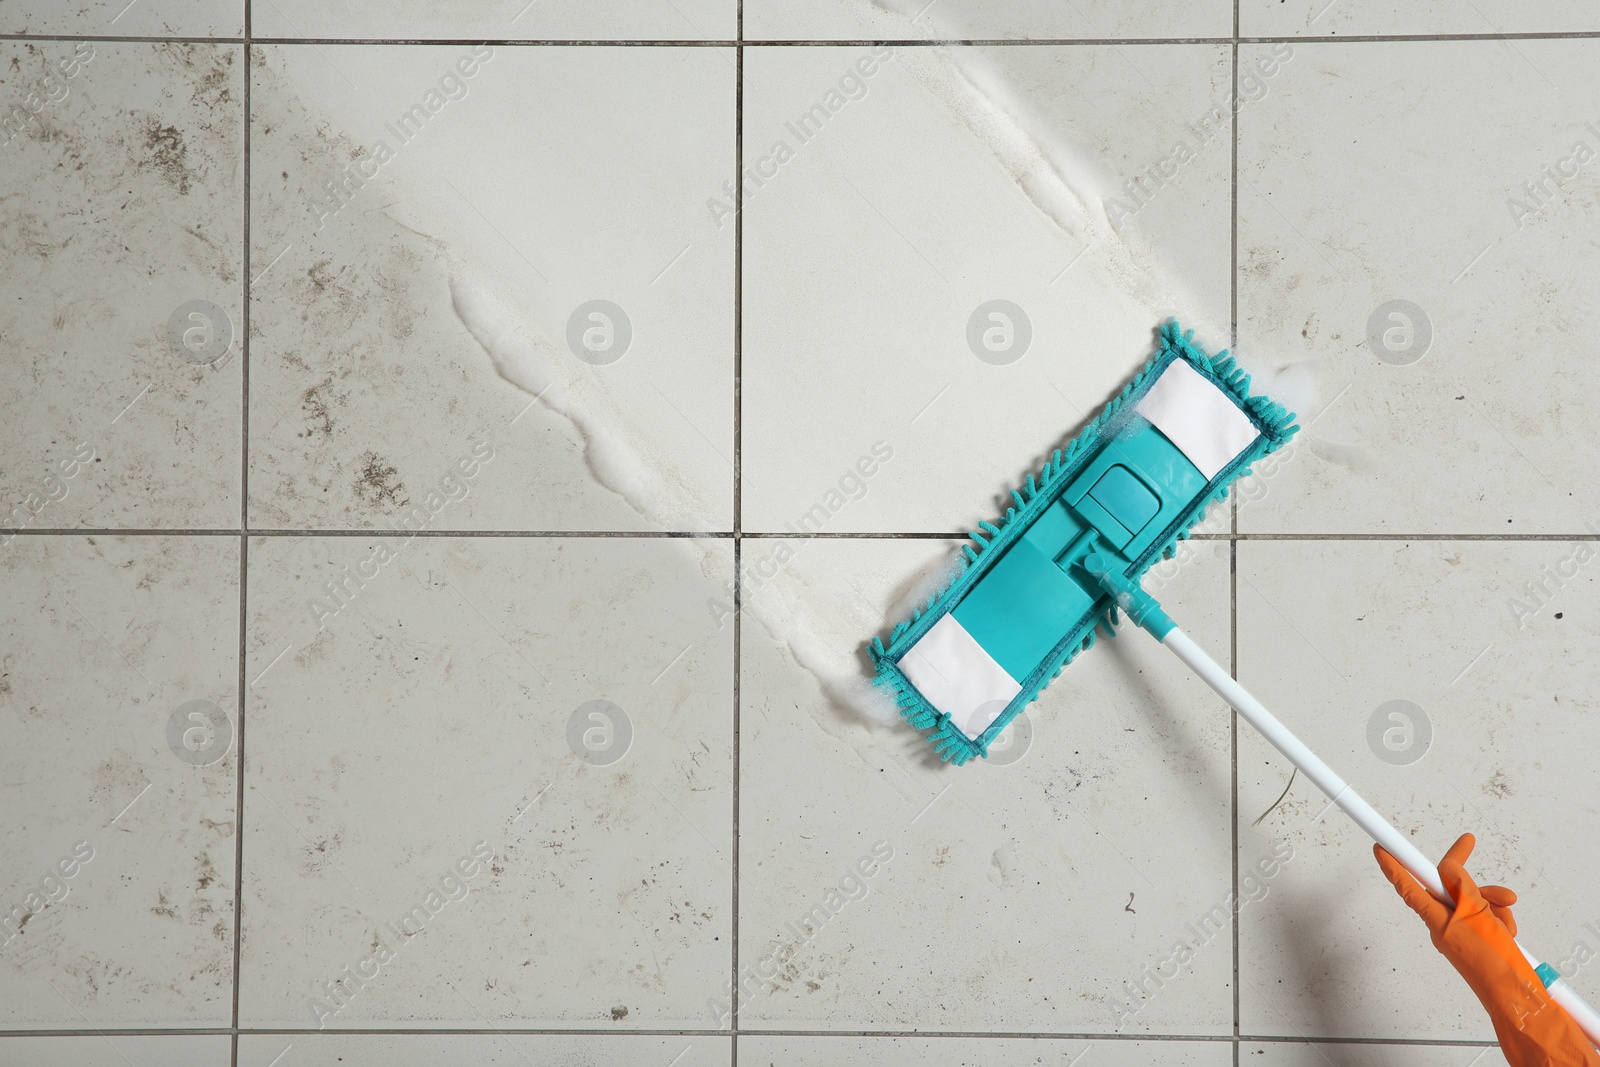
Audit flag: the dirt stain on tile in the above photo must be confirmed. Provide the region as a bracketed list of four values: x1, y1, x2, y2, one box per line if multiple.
[174, 42, 236, 111]
[300, 830, 345, 878]
[152, 890, 178, 920]
[195, 851, 217, 890]
[355, 450, 408, 508]
[1482, 769, 1515, 799]
[141, 117, 191, 194]
[87, 752, 147, 815]
[300, 376, 341, 438]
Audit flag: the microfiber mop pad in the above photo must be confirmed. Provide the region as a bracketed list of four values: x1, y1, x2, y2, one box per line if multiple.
[868, 320, 1297, 764]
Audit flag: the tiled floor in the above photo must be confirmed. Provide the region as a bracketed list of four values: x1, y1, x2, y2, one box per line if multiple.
[2, 2, 1597, 1066]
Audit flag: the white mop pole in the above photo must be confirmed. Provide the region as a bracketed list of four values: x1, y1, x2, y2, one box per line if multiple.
[1160, 623, 1600, 1046]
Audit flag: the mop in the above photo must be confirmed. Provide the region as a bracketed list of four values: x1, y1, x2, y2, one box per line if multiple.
[868, 320, 1600, 1043]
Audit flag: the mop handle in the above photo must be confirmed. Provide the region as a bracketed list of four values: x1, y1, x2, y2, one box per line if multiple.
[1083, 554, 1600, 1043]
[1158, 621, 1600, 1046]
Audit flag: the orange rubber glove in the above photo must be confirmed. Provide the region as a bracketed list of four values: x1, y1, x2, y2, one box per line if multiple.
[1376, 833, 1600, 1067]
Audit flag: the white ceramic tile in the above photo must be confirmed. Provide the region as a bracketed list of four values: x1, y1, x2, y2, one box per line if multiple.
[1238, 540, 1600, 1040]
[0, 1, 242, 37]
[736, 535, 1236, 1033]
[1239, 1043, 1509, 1066]
[1236, 40, 1600, 535]
[0, 42, 242, 531]
[745, 1, 1232, 41]
[248, 44, 734, 532]
[741, 1035, 1231, 1065]
[252, 0, 737, 42]
[0, 536, 238, 1028]
[1241, 1, 1600, 38]
[237, 1033, 727, 1066]
[740, 44, 1233, 533]
[0, 1035, 231, 1067]
[238, 535, 734, 1027]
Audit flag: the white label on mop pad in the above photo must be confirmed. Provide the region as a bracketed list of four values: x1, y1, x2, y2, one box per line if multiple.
[1135, 359, 1260, 480]
[899, 614, 1022, 739]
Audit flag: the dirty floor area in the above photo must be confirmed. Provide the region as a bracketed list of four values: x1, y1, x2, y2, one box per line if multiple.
[2, 1, 1599, 1065]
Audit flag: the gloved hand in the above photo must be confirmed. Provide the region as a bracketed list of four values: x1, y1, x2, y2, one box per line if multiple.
[1376, 833, 1600, 1067]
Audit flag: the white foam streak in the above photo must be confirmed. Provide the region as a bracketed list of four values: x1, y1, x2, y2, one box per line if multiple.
[448, 270, 682, 529]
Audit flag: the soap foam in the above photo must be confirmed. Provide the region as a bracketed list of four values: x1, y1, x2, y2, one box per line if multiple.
[868, 0, 1192, 320]
[449, 268, 900, 725]
[448, 270, 689, 530]
[438, 29, 1318, 742]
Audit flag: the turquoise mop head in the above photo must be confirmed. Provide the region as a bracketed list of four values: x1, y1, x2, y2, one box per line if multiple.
[869, 321, 1299, 764]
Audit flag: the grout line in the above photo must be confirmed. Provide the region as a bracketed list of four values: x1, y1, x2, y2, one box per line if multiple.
[1165, 532, 1600, 540]
[730, 1, 743, 1052]
[0, 1028, 1510, 1043]
[1229, 11, 1241, 1064]
[251, 529, 735, 537]
[7, 528, 1600, 541]
[231, 11, 252, 1066]
[10, 32, 1600, 44]
[732, 33, 744, 545]
[230, 539, 248, 1067]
